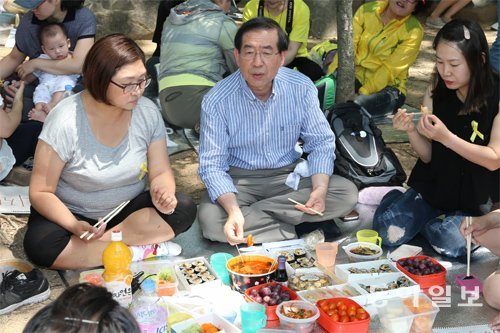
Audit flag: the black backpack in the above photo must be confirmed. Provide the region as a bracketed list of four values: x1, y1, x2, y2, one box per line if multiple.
[329, 102, 406, 189]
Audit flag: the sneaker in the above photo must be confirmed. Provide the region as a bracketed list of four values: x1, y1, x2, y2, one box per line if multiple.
[0, 269, 50, 315]
[295, 220, 342, 240]
[131, 241, 182, 261]
[341, 210, 359, 222]
[426, 17, 446, 29]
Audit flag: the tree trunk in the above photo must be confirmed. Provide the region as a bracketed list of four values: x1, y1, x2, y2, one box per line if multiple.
[335, 0, 355, 103]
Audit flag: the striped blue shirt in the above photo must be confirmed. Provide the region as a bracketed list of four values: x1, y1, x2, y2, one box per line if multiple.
[199, 67, 335, 202]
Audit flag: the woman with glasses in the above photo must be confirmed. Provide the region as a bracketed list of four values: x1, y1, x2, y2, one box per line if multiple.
[327, 0, 427, 119]
[158, 0, 237, 131]
[24, 34, 197, 270]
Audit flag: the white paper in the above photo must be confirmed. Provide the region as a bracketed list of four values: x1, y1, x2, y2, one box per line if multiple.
[0, 186, 30, 214]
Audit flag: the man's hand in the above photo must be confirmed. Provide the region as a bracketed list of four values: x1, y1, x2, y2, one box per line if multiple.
[16, 59, 37, 80]
[224, 210, 245, 245]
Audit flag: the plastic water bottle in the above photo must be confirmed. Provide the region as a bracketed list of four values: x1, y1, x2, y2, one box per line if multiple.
[131, 279, 169, 333]
[102, 230, 133, 307]
[62, 85, 73, 99]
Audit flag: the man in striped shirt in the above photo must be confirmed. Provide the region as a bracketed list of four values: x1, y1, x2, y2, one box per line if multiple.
[198, 17, 358, 245]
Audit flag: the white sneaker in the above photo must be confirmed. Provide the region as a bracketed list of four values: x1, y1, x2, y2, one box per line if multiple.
[131, 241, 182, 261]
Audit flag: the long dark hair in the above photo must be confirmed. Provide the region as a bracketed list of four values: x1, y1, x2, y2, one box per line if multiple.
[431, 19, 498, 114]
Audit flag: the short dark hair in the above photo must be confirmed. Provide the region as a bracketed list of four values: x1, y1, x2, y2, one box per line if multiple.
[23, 283, 140, 333]
[431, 19, 498, 113]
[60, 0, 85, 11]
[235, 17, 289, 53]
[82, 34, 145, 104]
[39, 23, 67, 45]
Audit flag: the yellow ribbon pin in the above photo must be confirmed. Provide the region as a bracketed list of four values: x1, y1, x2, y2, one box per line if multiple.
[470, 121, 484, 143]
[138, 162, 148, 180]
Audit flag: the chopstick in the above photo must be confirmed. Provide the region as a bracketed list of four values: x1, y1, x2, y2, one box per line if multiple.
[386, 112, 422, 119]
[287, 198, 324, 216]
[466, 216, 472, 277]
[79, 200, 130, 240]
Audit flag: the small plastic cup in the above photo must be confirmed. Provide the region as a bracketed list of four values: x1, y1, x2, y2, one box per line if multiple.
[240, 303, 267, 333]
[315, 242, 338, 269]
[210, 252, 233, 285]
[356, 229, 382, 246]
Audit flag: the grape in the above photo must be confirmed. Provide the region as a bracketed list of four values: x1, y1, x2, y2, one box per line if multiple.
[419, 263, 426, 270]
[260, 287, 272, 296]
[270, 291, 278, 299]
[263, 296, 271, 303]
[268, 298, 277, 306]
[254, 296, 263, 303]
[281, 291, 291, 301]
[250, 289, 258, 297]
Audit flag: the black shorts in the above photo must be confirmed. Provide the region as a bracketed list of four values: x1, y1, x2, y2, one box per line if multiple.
[24, 191, 196, 268]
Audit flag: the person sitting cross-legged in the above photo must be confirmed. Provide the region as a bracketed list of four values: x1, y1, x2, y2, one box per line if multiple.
[197, 17, 358, 245]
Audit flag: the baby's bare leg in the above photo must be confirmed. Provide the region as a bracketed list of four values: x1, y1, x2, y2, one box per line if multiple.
[28, 102, 48, 122]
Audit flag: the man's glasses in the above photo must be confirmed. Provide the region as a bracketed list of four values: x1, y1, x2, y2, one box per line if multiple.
[240, 49, 280, 61]
[110, 77, 151, 94]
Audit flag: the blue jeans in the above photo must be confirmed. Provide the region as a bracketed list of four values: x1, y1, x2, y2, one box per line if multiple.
[490, 5, 500, 73]
[354, 83, 405, 120]
[373, 188, 467, 258]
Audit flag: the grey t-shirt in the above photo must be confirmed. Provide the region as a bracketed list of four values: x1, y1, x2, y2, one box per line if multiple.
[16, 7, 96, 59]
[39, 93, 165, 219]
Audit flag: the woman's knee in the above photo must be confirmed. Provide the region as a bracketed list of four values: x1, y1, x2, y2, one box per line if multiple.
[167, 193, 197, 235]
[24, 226, 70, 268]
[424, 215, 466, 258]
[373, 190, 413, 246]
[483, 272, 500, 310]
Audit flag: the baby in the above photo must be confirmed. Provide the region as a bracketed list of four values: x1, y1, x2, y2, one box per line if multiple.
[27, 23, 79, 122]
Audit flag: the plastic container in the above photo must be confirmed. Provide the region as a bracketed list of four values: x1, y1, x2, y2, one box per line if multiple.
[275, 300, 320, 333]
[377, 293, 439, 333]
[316, 297, 370, 333]
[396, 255, 446, 289]
[171, 313, 240, 333]
[62, 84, 73, 99]
[131, 279, 168, 333]
[244, 282, 299, 321]
[102, 230, 133, 307]
[342, 242, 383, 263]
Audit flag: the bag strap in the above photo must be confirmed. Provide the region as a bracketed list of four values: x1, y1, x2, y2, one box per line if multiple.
[258, 0, 294, 34]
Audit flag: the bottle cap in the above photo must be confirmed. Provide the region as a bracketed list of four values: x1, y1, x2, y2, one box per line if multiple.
[64, 85, 73, 91]
[110, 230, 122, 241]
[141, 279, 156, 293]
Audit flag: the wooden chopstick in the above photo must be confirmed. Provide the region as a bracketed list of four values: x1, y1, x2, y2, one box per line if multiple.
[79, 200, 130, 240]
[287, 198, 324, 216]
[386, 112, 422, 119]
[466, 216, 471, 277]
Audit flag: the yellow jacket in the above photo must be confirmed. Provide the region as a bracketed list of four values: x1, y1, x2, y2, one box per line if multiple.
[327, 1, 423, 95]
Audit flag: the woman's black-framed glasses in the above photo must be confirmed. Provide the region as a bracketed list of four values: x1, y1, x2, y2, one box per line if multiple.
[110, 77, 151, 94]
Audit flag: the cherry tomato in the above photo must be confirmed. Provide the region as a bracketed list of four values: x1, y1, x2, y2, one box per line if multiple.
[340, 315, 349, 323]
[331, 313, 339, 322]
[356, 312, 369, 320]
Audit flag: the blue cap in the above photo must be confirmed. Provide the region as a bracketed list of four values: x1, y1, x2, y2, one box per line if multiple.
[141, 279, 156, 293]
[14, 0, 44, 10]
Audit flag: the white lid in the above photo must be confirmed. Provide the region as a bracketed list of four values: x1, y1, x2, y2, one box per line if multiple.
[111, 230, 122, 241]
